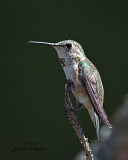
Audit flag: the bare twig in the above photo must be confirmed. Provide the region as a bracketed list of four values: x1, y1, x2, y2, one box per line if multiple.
[64, 81, 94, 160]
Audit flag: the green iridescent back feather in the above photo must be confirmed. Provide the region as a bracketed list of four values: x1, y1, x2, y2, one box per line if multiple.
[79, 58, 104, 106]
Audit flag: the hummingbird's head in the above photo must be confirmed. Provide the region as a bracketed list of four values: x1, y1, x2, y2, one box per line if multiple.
[28, 40, 86, 68]
[54, 40, 86, 67]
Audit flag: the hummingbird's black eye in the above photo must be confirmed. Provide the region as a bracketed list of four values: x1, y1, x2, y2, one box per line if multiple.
[66, 43, 72, 49]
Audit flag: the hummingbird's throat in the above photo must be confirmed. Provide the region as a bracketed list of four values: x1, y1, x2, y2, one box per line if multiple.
[59, 56, 84, 69]
[59, 58, 66, 68]
[55, 46, 85, 68]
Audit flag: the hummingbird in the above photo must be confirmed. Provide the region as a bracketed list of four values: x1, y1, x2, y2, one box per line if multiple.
[28, 40, 112, 138]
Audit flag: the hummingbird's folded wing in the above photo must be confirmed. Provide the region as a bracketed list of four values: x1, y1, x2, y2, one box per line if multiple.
[78, 61, 112, 128]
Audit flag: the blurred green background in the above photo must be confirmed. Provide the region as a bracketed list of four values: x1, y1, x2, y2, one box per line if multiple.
[1, 0, 128, 160]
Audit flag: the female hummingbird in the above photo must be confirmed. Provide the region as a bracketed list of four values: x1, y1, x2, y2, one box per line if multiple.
[28, 40, 112, 138]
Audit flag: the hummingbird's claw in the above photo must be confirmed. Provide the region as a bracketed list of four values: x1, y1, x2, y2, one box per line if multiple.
[65, 79, 75, 90]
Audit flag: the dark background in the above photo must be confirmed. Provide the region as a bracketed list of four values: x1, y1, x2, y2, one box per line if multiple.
[1, 0, 128, 160]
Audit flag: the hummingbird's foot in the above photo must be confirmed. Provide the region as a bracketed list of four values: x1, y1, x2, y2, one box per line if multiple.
[64, 103, 83, 112]
[65, 79, 75, 89]
[73, 103, 83, 111]
[64, 105, 75, 112]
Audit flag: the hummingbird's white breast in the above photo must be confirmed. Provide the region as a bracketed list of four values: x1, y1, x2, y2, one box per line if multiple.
[63, 63, 78, 80]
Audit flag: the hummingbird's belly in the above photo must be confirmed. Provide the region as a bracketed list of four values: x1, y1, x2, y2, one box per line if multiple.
[72, 72, 89, 106]
[72, 83, 89, 106]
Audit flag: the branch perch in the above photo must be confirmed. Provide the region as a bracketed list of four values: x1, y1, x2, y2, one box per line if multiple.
[64, 81, 94, 160]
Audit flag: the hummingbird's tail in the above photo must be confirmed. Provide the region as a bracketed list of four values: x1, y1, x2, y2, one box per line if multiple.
[87, 107, 100, 139]
[94, 104, 113, 129]
[87, 105, 112, 139]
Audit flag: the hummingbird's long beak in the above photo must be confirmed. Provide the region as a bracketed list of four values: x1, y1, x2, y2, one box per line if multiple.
[28, 41, 58, 46]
